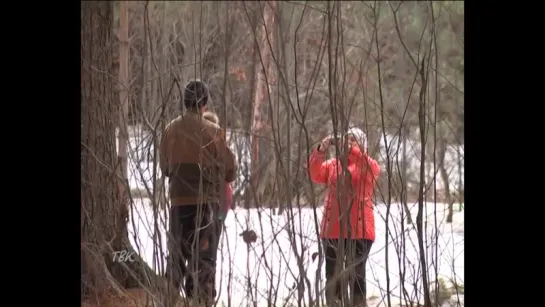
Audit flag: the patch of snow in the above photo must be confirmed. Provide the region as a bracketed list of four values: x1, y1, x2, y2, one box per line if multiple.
[128, 201, 464, 307]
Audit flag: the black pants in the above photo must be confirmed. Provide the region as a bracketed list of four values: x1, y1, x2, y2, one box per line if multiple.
[322, 239, 373, 305]
[165, 204, 220, 302]
[216, 220, 225, 242]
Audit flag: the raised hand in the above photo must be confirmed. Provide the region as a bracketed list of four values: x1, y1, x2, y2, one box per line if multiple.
[318, 136, 332, 152]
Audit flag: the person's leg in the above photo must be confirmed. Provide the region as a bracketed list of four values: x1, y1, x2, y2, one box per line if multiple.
[189, 203, 220, 305]
[323, 239, 342, 305]
[165, 206, 185, 292]
[216, 211, 224, 246]
[214, 217, 223, 262]
[349, 239, 373, 306]
[177, 205, 199, 299]
[205, 203, 221, 302]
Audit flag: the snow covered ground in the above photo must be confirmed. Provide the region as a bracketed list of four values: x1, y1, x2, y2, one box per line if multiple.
[122, 125, 464, 307]
[128, 201, 464, 307]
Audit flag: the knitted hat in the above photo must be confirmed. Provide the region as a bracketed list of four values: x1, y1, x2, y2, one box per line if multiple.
[183, 80, 209, 109]
[347, 127, 368, 151]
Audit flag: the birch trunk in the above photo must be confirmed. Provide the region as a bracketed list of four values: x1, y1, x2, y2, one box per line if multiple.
[251, 1, 277, 202]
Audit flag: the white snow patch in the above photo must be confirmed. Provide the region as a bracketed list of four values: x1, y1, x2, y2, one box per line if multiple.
[128, 201, 464, 307]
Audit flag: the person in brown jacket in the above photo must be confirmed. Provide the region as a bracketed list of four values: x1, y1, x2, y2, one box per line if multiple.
[160, 79, 237, 304]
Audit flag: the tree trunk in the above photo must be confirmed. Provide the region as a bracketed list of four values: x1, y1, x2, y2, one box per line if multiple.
[275, 1, 286, 215]
[244, 32, 258, 210]
[401, 124, 413, 224]
[251, 1, 277, 202]
[457, 120, 463, 212]
[118, 0, 130, 207]
[416, 58, 432, 307]
[81, 2, 160, 303]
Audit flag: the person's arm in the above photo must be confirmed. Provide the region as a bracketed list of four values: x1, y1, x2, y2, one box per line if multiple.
[309, 144, 333, 184]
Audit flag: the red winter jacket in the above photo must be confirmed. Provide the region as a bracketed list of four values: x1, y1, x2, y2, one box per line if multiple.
[220, 182, 233, 215]
[309, 144, 380, 241]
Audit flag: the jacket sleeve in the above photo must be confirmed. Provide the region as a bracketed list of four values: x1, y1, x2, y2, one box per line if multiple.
[309, 147, 332, 184]
[350, 145, 380, 180]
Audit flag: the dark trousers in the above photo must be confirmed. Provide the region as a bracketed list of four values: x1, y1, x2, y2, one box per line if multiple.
[216, 220, 224, 241]
[322, 239, 373, 305]
[165, 204, 220, 303]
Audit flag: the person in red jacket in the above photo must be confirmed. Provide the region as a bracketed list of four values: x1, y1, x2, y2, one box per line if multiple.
[309, 127, 380, 307]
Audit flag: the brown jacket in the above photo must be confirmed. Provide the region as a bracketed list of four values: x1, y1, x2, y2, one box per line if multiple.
[159, 112, 237, 206]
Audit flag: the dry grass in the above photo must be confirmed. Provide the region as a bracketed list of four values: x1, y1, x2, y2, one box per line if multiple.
[82, 288, 195, 307]
[82, 289, 153, 307]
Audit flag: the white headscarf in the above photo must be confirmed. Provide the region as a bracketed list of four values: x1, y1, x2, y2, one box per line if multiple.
[347, 127, 368, 152]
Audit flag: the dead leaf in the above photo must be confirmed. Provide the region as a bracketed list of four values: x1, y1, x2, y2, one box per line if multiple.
[240, 229, 257, 245]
